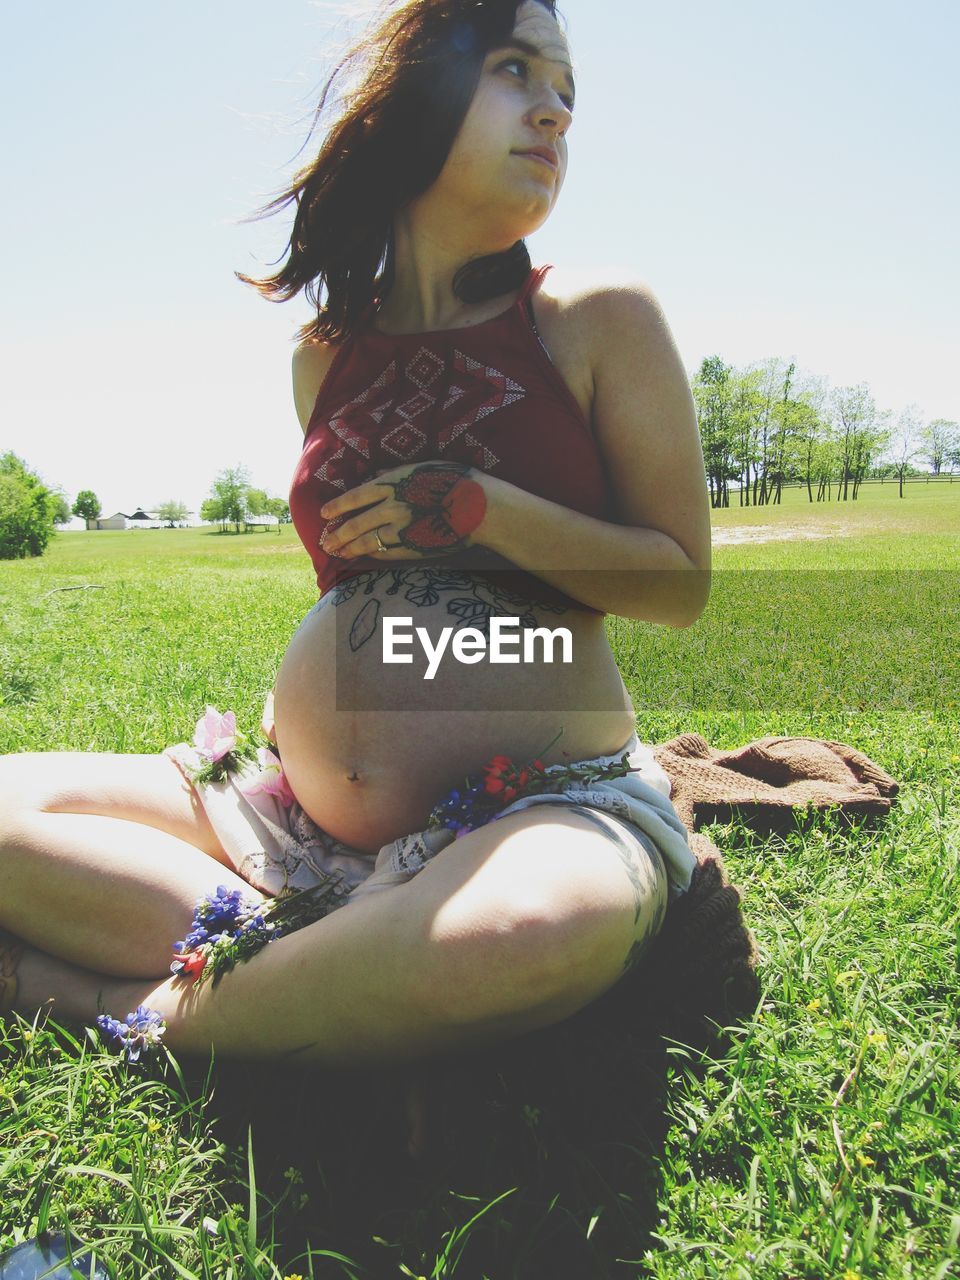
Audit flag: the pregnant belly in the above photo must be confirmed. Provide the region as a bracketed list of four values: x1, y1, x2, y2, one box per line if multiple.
[272, 570, 636, 853]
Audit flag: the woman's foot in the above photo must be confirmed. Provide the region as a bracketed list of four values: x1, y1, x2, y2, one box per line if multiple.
[0, 932, 142, 1028]
[0, 927, 26, 1015]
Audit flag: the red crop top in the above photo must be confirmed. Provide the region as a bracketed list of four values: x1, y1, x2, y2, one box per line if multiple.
[288, 264, 614, 614]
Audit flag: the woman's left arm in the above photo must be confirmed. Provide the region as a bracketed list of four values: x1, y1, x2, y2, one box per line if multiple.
[478, 284, 711, 624]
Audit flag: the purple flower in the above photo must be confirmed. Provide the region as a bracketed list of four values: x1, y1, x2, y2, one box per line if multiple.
[235, 914, 268, 937]
[195, 884, 255, 933]
[96, 1005, 166, 1063]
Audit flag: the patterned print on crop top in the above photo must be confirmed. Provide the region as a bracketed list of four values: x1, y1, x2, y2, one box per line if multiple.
[288, 264, 613, 615]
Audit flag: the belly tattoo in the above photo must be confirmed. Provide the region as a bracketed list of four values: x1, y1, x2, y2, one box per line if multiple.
[328, 566, 568, 654]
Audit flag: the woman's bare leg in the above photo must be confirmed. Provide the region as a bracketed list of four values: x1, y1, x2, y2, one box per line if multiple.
[1, 809, 262, 975]
[0, 751, 231, 860]
[6, 807, 665, 1072]
[0, 752, 263, 976]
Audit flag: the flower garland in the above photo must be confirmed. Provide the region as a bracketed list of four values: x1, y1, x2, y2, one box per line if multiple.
[95, 713, 642, 1061]
[97, 704, 310, 1061]
[427, 728, 641, 837]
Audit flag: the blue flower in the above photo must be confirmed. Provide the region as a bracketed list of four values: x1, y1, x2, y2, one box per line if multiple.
[235, 914, 267, 937]
[96, 1005, 166, 1063]
[195, 884, 251, 933]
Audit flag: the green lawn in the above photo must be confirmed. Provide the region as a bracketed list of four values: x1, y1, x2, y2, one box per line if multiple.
[1, 485, 958, 1278]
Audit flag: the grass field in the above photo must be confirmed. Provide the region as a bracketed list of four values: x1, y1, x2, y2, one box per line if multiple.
[1, 483, 958, 1278]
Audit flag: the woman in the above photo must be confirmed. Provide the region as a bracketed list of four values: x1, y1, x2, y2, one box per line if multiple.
[0, 0, 709, 1097]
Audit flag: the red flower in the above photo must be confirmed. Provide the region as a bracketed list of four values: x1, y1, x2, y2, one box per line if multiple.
[483, 754, 517, 795]
[172, 949, 208, 981]
[479, 752, 549, 804]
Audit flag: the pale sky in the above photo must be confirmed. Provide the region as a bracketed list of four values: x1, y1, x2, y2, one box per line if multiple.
[2, 0, 957, 523]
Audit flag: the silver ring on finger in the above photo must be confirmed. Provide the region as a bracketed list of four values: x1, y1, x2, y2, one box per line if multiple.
[374, 525, 390, 553]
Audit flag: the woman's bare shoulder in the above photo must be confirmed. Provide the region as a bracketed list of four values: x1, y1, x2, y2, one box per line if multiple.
[291, 338, 339, 435]
[532, 272, 664, 420]
[538, 272, 665, 352]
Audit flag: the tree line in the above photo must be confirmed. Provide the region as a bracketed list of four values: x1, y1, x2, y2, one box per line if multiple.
[0, 457, 292, 559]
[199, 466, 291, 534]
[692, 356, 959, 507]
[3, 362, 959, 559]
[71, 471, 292, 532]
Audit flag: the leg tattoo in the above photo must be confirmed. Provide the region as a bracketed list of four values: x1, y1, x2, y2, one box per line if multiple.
[568, 807, 667, 977]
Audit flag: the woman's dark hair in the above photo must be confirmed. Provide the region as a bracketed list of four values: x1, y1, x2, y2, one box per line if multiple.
[235, 0, 562, 344]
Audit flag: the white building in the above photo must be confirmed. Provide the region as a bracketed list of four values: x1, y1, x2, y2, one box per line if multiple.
[85, 508, 165, 530]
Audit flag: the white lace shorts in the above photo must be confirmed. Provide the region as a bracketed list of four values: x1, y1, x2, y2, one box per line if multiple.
[163, 731, 696, 916]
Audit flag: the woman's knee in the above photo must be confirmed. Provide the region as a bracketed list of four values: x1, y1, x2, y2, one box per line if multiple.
[0, 753, 44, 812]
[0, 751, 128, 816]
[0, 751, 230, 865]
[405, 808, 669, 1025]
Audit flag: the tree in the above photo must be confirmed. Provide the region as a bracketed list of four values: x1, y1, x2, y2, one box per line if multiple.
[0, 452, 58, 559]
[830, 385, 886, 500]
[691, 356, 736, 508]
[245, 488, 269, 519]
[72, 490, 101, 522]
[209, 466, 251, 534]
[265, 497, 291, 524]
[791, 375, 830, 502]
[765, 360, 807, 505]
[729, 368, 764, 506]
[50, 492, 71, 525]
[157, 500, 188, 527]
[887, 405, 922, 498]
[747, 357, 789, 505]
[200, 496, 226, 530]
[919, 419, 959, 475]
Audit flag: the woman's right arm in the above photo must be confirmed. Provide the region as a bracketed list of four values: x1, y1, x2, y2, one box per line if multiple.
[292, 338, 337, 435]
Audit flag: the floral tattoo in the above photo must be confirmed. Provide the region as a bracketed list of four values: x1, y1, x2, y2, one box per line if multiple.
[327, 565, 566, 653]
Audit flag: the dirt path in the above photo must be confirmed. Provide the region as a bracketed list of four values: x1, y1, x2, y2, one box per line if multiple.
[711, 522, 857, 545]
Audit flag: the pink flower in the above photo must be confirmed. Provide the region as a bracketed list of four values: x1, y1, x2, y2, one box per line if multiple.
[193, 706, 238, 763]
[240, 748, 296, 807]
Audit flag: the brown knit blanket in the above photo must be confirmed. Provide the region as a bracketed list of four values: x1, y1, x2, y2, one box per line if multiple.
[655, 732, 899, 832]
[633, 733, 899, 1038]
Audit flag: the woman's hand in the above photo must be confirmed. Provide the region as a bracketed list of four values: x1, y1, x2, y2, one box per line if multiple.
[260, 689, 277, 746]
[318, 460, 491, 561]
